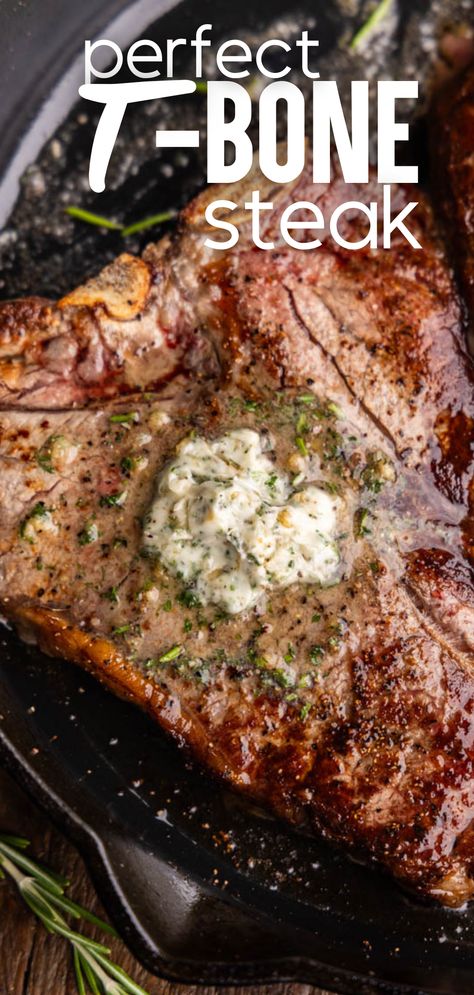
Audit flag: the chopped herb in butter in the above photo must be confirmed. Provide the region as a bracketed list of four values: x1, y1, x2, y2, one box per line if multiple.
[144, 428, 342, 614]
[19, 502, 56, 543]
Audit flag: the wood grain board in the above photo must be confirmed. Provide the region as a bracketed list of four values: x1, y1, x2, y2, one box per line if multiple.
[0, 765, 332, 995]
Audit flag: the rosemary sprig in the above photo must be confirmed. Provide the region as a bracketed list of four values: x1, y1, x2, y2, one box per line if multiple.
[0, 834, 149, 995]
[350, 0, 393, 50]
[66, 205, 176, 237]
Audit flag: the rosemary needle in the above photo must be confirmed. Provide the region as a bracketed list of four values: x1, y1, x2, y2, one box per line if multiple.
[350, 0, 393, 50]
[121, 210, 177, 237]
[65, 206, 122, 230]
[65, 205, 177, 237]
[0, 834, 149, 995]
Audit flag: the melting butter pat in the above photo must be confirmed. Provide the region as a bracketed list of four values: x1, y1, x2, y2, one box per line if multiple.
[144, 429, 341, 614]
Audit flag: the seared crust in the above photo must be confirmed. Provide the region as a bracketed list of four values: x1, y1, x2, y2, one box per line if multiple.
[1, 131, 474, 905]
[10, 602, 240, 784]
[58, 253, 151, 320]
[0, 242, 217, 408]
[433, 64, 474, 326]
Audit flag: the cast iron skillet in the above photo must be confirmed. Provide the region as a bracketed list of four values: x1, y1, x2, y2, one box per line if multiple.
[1, 1, 474, 992]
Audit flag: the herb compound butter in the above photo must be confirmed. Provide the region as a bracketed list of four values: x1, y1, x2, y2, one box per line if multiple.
[144, 429, 341, 614]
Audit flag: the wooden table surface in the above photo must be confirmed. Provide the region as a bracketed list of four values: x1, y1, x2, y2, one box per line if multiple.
[0, 764, 331, 995]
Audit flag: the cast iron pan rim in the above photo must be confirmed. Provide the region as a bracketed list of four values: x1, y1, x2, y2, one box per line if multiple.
[0, 729, 422, 994]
